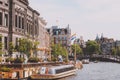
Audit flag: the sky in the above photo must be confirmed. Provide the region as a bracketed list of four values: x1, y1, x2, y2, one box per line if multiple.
[29, 0, 120, 41]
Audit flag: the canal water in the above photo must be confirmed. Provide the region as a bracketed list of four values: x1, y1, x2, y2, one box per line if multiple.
[59, 62, 120, 80]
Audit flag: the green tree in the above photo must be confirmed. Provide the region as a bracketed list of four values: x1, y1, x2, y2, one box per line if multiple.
[0, 35, 3, 56]
[17, 39, 33, 57]
[111, 47, 117, 55]
[32, 41, 39, 57]
[9, 42, 14, 52]
[116, 47, 120, 56]
[51, 43, 68, 59]
[86, 40, 100, 55]
[71, 44, 83, 55]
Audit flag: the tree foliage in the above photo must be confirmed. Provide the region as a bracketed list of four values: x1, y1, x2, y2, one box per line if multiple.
[0, 35, 3, 56]
[51, 43, 67, 57]
[16, 38, 40, 57]
[86, 40, 100, 55]
[111, 47, 117, 55]
[116, 47, 120, 56]
[71, 44, 83, 55]
[32, 41, 39, 57]
[16, 39, 36, 57]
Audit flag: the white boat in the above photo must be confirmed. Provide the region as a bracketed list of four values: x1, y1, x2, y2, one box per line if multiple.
[82, 59, 89, 64]
[30, 64, 77, 80]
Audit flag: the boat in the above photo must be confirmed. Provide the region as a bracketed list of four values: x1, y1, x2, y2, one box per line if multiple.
[30, 64, 77, 80]
[94, 60, 98, 63]
[82, 59, 89, 64]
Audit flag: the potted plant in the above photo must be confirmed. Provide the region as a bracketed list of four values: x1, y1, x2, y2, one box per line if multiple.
[28, 57, 39, 63]
[14, 58, 25, 63]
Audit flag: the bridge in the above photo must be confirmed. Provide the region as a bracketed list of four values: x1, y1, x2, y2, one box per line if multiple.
[69, 55, 120, 63]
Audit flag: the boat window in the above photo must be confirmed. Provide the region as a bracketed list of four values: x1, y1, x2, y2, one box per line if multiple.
[55, 67, 74, 74]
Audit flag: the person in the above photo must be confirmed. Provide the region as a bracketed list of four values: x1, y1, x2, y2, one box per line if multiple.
[58, 55, 63, 62]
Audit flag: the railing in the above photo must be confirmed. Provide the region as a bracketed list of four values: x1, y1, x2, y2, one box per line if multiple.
[77, 55, 120, 63]
[0, 62, 63, 69]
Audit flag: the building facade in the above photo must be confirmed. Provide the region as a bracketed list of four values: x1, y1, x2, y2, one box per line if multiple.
[0, 0, 50, 60]
[95, 34, 114, 54]
[37, 17, 50, 60]
[47, 25, 71, 53]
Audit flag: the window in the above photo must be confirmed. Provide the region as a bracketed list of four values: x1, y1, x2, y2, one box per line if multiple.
[22, 18, 24, 29]
[19, 16, 21, 28]
[5, 3, 8, 6]
[56, 67, 74, 74]
[27, 23, 28, 33]
[15, 37, 18, 46]
[0, 12, 2, 25]
[0, 36, 2, 42]
[4, 14, 8, 27]
[4, 37, 7, 49]
[15, 15, 18, 27]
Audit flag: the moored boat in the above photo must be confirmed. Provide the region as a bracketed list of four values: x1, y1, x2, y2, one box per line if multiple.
[30, 64, 77, 80]
[82, 59, 89, 64]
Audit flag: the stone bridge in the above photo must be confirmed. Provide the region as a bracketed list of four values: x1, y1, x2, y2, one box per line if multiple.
[70, 55, 120, 63]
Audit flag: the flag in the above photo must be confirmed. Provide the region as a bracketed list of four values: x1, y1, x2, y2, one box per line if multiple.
[70, 33, 76, 41]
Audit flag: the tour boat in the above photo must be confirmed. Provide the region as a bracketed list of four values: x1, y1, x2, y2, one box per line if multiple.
[30, 64, 77, 80]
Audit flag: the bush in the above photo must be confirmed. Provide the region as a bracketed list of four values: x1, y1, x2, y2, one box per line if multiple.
[6, 57, 14, 63]
[51, 57, 57, 62]
[0, 67, 11, 72]
[28, 57, 39, 63]
[14, 58, 24, 63]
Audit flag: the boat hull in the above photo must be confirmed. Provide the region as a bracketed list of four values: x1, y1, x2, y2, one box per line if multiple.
[30, 69, 77, 80]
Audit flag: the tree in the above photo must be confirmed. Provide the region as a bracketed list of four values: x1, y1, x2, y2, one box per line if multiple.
[111, 47, 117, 55]
[116, 47, 120, 56]
[51, 43, 68, 60]
[32, 41, 39, 57]
[17, 39, 33, 57]
[0, 35, 3, 56]
[86, 40, 100, 55]
[71, 44, 83, 55]
[9, 42, 14, 53]
[0, 42, 2, 56]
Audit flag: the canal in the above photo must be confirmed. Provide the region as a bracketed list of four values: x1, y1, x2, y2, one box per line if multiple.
[59, 62, 120, 80]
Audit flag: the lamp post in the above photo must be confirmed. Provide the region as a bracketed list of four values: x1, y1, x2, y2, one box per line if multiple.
[74, 41, 77, 65]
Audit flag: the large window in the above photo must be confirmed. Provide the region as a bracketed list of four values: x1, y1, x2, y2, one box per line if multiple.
[19, 16, 21, 28]
[27, 23, 28, 33]
[4, 37, 7, 50]
[16, 37, 18, 45]
[15, 15, 18, 27]
[0, 36, 2, 42]
[0, 12, 2, 25]
[56, 67, 74, 74]
[4, 14, 8, 27]
[22, 18, 24, 29]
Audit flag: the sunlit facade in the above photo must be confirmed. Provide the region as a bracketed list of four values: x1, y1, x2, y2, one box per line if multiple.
[0, 0, 50, 60]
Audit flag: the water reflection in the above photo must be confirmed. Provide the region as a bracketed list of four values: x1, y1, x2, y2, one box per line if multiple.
[59, 62, 120, 80]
